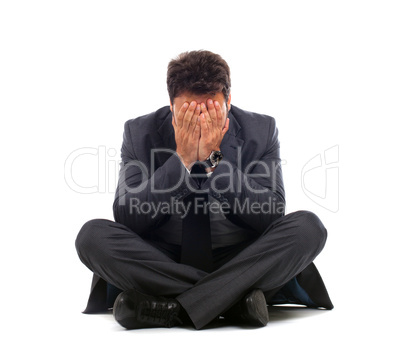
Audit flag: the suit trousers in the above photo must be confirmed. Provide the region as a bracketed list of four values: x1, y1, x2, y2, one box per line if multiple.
[75, 210, 327, 329]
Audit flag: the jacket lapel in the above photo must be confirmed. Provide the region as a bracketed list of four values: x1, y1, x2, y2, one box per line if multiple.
[157, 110, 175, 151]
[219, 110, 244, 165]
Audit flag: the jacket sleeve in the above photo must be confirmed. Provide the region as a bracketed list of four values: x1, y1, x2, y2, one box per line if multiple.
[113, 120, 197, 235]
[202, 118, 285, 234]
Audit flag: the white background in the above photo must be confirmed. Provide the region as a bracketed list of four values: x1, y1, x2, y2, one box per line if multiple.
[1, 1, 401, 357]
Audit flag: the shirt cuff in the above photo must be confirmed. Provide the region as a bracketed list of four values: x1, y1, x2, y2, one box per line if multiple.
[183, 164, 191, 174]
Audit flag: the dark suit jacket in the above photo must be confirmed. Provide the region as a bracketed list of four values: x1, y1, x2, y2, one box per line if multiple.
[83, 105, 333, 313]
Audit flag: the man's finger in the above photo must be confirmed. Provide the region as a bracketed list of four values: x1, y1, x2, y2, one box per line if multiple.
[222, 117, 230, 135]
[214, 101, 222, 129]
[190, 104, 201, 133]
[207, 99, 217, 126]
[200, 113, 209, 135]
[200, 102, 211, 130]
[183, 101, 197, 130]
[176, 102, 189, 128]
[193, 116, 201, 139]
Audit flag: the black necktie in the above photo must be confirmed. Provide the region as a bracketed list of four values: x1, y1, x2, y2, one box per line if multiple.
[180, 164, 213, 272]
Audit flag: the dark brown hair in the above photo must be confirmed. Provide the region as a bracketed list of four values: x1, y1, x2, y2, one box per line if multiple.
[167, 50, 231, 103]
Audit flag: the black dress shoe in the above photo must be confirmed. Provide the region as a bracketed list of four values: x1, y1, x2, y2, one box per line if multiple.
[224, 289, 269, 327]
[113, 289, 183, 329]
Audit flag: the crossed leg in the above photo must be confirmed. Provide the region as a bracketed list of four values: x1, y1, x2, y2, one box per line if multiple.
[76, 210, 327, 329]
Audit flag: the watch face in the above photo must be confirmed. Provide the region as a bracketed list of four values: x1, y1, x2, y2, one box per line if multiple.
[211, 151, 223, 165]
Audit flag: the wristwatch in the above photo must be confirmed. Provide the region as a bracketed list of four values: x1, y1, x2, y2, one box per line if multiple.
[204, 150, 223, 168]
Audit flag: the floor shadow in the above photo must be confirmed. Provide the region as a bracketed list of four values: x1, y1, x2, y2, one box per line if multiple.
[94, 305, 329, 331]
[268, 305, 328, 323]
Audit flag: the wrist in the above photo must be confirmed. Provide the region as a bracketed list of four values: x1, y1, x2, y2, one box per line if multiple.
[201, 147, 221, 161]
[176, 151, 194, 171]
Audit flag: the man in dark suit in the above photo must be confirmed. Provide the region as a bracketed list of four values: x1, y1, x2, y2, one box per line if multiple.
[76, 50, 333, 330]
